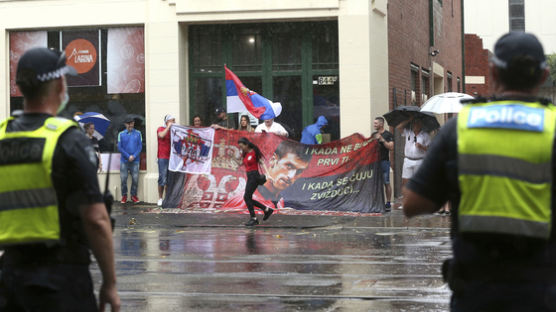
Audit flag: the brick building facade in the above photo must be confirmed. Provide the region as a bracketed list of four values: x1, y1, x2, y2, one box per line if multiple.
[464, 34, 492, 97]
[387, 0, 464, 196]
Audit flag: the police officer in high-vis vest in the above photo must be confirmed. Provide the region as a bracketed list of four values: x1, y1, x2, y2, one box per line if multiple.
[0, 48, 120, 311]
[403, 32, 556, 311]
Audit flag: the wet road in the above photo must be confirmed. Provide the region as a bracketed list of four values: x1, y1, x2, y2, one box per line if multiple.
[93, 206, 452, 311]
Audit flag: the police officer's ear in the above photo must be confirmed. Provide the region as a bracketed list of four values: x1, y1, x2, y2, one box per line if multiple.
[270, 154, 278, 167]
[490, 64, 503, 92]
[539, 68, 550, 87]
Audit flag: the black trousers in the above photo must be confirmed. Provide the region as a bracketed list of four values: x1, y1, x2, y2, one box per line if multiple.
[244, 171, 267, 218]
[0, 263, 97, 312]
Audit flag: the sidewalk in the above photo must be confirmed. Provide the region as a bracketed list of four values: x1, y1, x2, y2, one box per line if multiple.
[113, 200, 450, 230]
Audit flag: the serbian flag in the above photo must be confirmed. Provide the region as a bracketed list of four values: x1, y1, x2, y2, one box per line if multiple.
[225, 65, 282, 120]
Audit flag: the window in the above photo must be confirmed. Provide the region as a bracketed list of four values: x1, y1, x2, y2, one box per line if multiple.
[421, 69, 430, 104]
[421, 69, 430, 97]
[457, 77, 461, 93]
[509, 0, 525, 32]
[410, 64, 419, 105]
[9, 28, 147, 170]
[189, 21, 340, 140]
[447, 72, 453, 92]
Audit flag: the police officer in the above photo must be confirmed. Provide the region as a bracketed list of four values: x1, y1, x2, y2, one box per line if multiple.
[402, 32, 556, 311]
[0, 48, 120, 311]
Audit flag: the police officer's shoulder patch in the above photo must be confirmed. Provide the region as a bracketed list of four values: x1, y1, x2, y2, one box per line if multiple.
[467, 104, 545, 132]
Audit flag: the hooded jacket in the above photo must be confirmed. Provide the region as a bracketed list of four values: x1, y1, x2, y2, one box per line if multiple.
[300, 116, 328, 145]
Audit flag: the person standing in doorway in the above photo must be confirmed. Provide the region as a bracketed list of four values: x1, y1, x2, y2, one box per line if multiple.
[192, 115, 203, 127]
[210, 108, 229, 129]
[238, 115, 254, 132]
[118, 116, 142, 204]
[372, 117, 394, 212]
[254, 118, 289, 137]
[237, 137, 274, 226]
[300, 115, 328, 145]
[156, 114, 175, 207]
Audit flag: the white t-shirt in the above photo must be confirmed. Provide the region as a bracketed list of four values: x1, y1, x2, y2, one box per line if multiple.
[403, 128, 431, 159]
[254, 122, 289, 137]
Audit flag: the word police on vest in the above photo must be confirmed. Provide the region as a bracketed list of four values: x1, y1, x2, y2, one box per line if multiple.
[0, 138, 45, 165]
[467, 105, 545, 132]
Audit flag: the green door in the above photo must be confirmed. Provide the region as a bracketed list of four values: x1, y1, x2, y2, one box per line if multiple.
[189, 21, 339, 140]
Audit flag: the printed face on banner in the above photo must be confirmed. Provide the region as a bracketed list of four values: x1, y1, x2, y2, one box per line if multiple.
[266, 149, 310, 192]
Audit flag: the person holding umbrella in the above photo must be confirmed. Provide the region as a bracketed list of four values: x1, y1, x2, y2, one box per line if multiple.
[84, 122, 102, 172]
[397, 116, 431, 190]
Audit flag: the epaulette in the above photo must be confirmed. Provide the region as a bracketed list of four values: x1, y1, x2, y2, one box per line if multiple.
[460, 96, 488, 104]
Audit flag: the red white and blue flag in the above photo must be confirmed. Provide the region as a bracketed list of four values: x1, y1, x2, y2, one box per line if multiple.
[225, 65, 282, 120]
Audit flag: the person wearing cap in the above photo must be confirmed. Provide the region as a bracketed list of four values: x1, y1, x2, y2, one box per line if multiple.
[156, 114, 175, 206]
[402, 32, 556, 310]
[210, 107, 229, 129]
[254, 118, 289, 137]
[0, 48, 119, 310]
[118, 115, 142, 204]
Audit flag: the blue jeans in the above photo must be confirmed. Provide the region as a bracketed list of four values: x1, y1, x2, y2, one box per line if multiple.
[157, 158, 169, 186]
[120, 161, 139, 197]
[379, 160, 390, 184]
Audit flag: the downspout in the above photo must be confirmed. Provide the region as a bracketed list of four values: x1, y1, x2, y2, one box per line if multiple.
[429, 0, 434, 47]
[461, 0, 466, 93]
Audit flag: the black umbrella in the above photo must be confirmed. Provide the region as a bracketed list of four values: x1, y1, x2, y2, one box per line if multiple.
[383, 105, 440, 132]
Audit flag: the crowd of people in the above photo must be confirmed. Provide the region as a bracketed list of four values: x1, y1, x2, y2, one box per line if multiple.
[4, 30, 555, 311]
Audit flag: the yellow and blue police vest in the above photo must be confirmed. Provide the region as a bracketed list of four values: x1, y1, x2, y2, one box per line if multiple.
[0, 116, 77, 246]
[457, 100, 556, 239]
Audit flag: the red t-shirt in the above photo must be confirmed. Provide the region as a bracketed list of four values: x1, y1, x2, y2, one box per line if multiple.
[243, 150, 259, 172]
[157, 126, 171, 159]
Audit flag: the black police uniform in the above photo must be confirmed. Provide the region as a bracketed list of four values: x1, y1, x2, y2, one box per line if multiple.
[407, 96, 556, 311]
[0, 113, 103, 311]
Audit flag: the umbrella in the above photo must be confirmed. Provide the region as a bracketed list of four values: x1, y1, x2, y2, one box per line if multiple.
[383, 105, 440, 132]
[74, 112, 111, 140]
[420, 92, 474, 114]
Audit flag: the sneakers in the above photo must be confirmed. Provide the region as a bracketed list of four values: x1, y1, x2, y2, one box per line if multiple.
[121, 196, 127, 204]
[263, 208, 274, 221]
[384, 202, 391, 212]
[157, 198, 163, 207]
[131, 195, 139, 203]
[245, 218, 259, 226]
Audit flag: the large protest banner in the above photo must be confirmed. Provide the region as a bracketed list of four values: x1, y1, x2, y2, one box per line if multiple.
[164, 129, 384, 213]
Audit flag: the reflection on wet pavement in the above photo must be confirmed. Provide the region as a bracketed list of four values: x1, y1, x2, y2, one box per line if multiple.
[92, 207, 452, 311]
